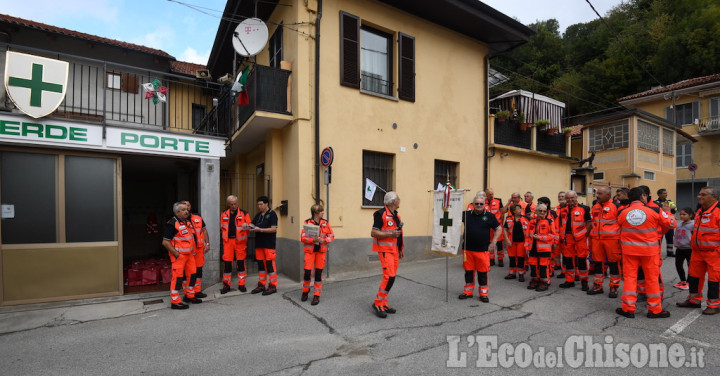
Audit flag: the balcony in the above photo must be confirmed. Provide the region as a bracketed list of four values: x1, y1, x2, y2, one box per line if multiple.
[698, 116, 720, 135]
[1, 46, 226, 137]
[228, 65, 293, 153]
[492, 119, 567, 157]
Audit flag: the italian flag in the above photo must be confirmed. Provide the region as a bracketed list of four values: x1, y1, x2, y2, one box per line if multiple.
[232, 66, 250, 105]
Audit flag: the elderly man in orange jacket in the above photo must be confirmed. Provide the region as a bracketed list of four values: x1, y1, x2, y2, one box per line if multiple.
[616, 187, 675, 319]
[677, 186, 720, 315]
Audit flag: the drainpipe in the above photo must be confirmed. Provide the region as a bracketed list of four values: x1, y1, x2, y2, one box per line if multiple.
[314, 0, 323, 204]
[483, 55, 490, 187]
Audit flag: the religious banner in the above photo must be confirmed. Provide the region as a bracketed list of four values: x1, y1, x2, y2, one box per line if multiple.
[431, 189, 464, 256]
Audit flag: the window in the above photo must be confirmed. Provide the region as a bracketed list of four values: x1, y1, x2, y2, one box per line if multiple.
[192, 104, 206, 130]
[589, 120, 628, 151]
[361, 26, 392, 96]
[593, 172, 605, 181]
[65, 156, 116, 242]
[711, 97, 720, 118]
[637, 120, 659, 152]
[106, 72, 138, 93]
[363, 151, 393, 207]
[339, 11, 415, 101]
[269, 23, 283, 69]
[434, 160, 458, 188]
[644, 171, 656, 180]
[677, 142, 693, 168]
[666, 101, 699, 126]
[106, 72, 121, 90]
[662, 129, 674, 155]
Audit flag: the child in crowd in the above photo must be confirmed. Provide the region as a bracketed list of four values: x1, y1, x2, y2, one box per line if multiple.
[673, 207, 694, 289]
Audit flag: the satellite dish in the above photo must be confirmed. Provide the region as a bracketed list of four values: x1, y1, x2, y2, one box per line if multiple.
[232, 18, 269, 57]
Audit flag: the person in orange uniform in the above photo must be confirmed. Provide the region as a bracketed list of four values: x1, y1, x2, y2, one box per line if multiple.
[527, 204, 557, 291]
[220, 195, 252, 294]
[371, 191, 404, 319]
[504, 204, 531, 282]
[161, 201, 201, 309]
[182, 200, 210, 298]
[588, 186, 622, 298]
[485, 188, 505, 267]
[523, 191, 537, 219]
[677, 187, 720, 315]
[300, 204, 335, 305]
[558, 190, 592, 290]
[553, 192, 567, 275]
[249, 196, 279, 296]
[616, 187, 675, 319]
[459, 196, 502, 303]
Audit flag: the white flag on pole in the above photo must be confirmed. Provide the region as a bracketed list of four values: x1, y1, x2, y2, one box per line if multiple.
[431, 190, 464, 255]
[365, 178, 378, 201]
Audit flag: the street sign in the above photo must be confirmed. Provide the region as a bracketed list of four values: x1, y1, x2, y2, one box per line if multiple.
[321, 147, 334, 167]
[688, 163, 698, 172]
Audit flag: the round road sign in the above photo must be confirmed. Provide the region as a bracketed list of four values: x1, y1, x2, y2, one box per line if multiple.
[321, 147, 334, 167]
[688, 163, 698, 172]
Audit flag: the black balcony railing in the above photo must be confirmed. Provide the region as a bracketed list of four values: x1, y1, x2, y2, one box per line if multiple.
[494, 121, 531, 149]
[236, 65, 292, 132]
[1, 45, 226, 137]
[537, 130, 566, 156]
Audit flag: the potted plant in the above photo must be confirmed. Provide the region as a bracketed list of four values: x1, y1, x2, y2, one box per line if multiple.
[535, 119, 550, 129]
[562, 127, 574, 137]
[495, 110, 511, 122]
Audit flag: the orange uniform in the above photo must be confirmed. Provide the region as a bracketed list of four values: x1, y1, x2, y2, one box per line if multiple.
[686, 201, 720, 309]
[590, 200, 621, 291]
[187, 214, 208, 295]
[301, 217, 335, 297]
[164, 217, 197, 304]
[558, 204, 591, 285]
[485, 198, 505, 263]
[528, 217, 557, 287]
[220, 208, 251, 289]
[504, 216, 531, 279]
[372, 206, 403, 309]
[618, 201, 675, 314]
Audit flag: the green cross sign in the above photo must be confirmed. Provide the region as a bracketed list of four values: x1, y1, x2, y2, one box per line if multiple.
[439, 211, 453, 233]
[8, 63, 63, 107]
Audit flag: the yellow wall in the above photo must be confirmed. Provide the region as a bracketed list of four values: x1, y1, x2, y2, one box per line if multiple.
[316, 0, 488, 239]
[168, 80, 214, 132]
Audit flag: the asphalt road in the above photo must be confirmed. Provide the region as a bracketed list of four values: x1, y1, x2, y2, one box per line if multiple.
[0, 254, 717, 375]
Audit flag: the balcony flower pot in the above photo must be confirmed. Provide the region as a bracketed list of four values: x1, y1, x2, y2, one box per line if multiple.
[495, 110, 511, 123]
[547, 127, 558, 135]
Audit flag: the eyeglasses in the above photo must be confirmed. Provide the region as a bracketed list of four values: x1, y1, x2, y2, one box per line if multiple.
[474, 203, 484, 206]
[536, 210, 547, 213]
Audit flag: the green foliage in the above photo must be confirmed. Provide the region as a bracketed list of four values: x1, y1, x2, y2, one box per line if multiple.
[490, 0, 720, 124]
[495, 110, 511, 120]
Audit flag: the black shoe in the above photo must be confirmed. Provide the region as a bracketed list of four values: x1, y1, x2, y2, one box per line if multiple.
[301, 292, 309, 301]
[556, 273, 565, 279]
[311, 296, 320, 306]
[170, 303, 189, 310]
[490, 259, 496, 267]
[676, 299, 702, 308]
[372, 304, 387, 318]
[262, 285, 277, 295]
[239, 285, 247, 293]
[647, 310, 671, 318]
[559, 282, 575, 288]
[504, 274, 516, 280]
[383, 306, 396, 314]
[479, 296, 489, 303]
[251, 283, 265, 294]
[581, 281, 589, 291]
[183, 296, 203, 304]
[527, 280, 539, 290]
[666, 251, 675, 258]
[458, 293, 473, 300]
[616, 307, 635, 318]
[535, 282, 549, 292]
[220, 284, 232, 294]
[587, 284, 603, 295]
[194, 292, 207, 299]
[518, 275, 525, 282]
[608, 286, 619, 298]
[497, 260, 504, 267]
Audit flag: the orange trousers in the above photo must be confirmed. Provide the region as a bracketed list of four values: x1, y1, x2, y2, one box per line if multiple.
[256, 248, 277, 287]
[687, 249, 720, 308]
[169, 252, 196, 304]
[621, 254, 662, 314]
[374, 251, 399, 307]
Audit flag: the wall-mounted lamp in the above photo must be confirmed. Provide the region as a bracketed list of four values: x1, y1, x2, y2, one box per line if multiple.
[500, 152, 509, 157]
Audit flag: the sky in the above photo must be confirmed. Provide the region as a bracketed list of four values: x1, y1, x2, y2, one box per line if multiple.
[0, 0, 625, 66]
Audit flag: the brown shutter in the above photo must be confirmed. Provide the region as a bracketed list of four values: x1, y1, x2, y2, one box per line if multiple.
[339, 11, 360, 88]
[398, 32, 415, 102]
[121, 73, 139, 94]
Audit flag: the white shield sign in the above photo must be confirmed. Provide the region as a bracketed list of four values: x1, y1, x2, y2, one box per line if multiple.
[4, 51, 68, 119]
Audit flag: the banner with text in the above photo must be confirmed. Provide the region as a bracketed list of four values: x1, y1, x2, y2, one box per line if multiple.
[431, 190, 464, 256]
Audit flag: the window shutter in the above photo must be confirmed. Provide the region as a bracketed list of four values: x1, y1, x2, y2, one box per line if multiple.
[339, 11, 360, 88]
[711, 98, 719, 118]
[121, 73, 139, 94]
[398, 32, 415, 102]
[692, 100, 700, 123]
[665, 106, 673, 123]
